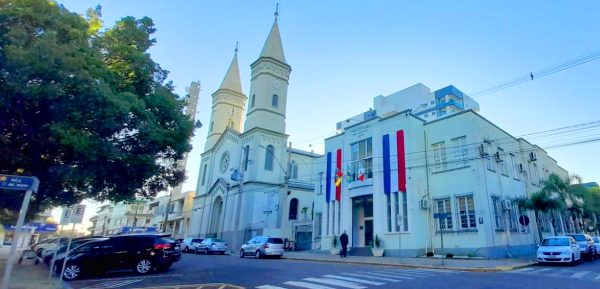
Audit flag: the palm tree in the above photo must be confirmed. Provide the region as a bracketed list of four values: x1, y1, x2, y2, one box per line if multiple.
[514, 191, 562, 242]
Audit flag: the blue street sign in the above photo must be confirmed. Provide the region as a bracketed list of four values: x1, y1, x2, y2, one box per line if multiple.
[0, 175, 37, 191]
[433, 212, 450, 219]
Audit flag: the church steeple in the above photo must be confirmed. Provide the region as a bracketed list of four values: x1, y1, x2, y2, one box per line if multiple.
[244, 9, 291, 134]
[205, 45, 247, 151]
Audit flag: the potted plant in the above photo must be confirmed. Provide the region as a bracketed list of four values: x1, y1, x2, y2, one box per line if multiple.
[330, 235, 340, 255]
[371, 234, 384, 257]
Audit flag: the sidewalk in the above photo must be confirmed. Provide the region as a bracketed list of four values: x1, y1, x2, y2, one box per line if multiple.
[0, 246, 64, 289]
[283, 251, 535, 272]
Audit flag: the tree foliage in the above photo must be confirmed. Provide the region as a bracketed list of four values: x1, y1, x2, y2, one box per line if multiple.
[0, 0, 193, 223]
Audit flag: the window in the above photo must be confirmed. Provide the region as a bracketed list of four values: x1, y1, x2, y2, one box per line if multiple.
[289, 198, 298, 220]
[227, 119, 234, 128]
[386, 194, 392, 232]
[485, 140, 495, 171]
[264, 145, 274, 171]
[251, 94, 255, 108]
[510, 154, 518, 178]
[243, 146, 250, 171]
[272, 94, 279, 107]
[457, 195, 476, 229]
[451, 136, 468, 168]
[288, 161, 298, 179]
[492, 197, 504, 230]
[402, 192, 408, 232]
[349, 138, 373, 181]
[432, 141, 447, 172]
[508, 202, 518, 231]
[435, 198, 452, 230]
[497, 147, 507, 175]
[431, 101, 435, 105]
[209, 121, 214, 132]
[201, 164, 207, 185]
[394, 192, 400, 231]
[314, 212, 322, 239]
[531, 163, 539, 185]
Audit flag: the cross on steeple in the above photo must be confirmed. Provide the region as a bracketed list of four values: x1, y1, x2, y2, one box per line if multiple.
[274, 3, 279, 18]
[234, 41, 239, 55]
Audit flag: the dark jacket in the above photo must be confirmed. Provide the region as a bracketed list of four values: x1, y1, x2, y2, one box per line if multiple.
[340, 233, 349, 246]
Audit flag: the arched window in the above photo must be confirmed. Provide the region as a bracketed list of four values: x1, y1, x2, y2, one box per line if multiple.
[227, 119, 234, 128]
[289, 198, 299, 220]
[251, 94, 255, 108]
[288, 161, 298, 179]
[243, 145, 250, 171]
[272, 94, 279, 107]
[264, 145, 274, 171]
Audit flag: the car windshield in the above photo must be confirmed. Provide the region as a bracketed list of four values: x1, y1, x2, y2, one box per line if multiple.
[542, 238, 570, 246]
[211, 239, 224, 243]
[267, 238, 284, 244]
[569, 235, 586, 241]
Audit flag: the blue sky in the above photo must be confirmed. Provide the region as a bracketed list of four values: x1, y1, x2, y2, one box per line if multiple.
[55, 0, 600, 226]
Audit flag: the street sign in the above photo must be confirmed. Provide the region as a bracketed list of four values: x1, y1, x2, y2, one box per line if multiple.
[433, 212, 450, 219]
[518, 215, 530, 226]
[0, 174, 37, 191]
[60, 204, 86, 225]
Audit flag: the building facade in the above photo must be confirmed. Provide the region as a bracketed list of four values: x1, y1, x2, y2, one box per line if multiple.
[189, 14, 319, 251]
[315, 83, 569, 258]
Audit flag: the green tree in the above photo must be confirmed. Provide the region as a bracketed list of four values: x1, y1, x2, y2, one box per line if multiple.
[0, 0, 193, 223]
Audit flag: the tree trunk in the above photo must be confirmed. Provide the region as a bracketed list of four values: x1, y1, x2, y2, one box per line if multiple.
[550, 211, 557, 236]
[557, 212, 566, 235]
[534, 210, 543, 243]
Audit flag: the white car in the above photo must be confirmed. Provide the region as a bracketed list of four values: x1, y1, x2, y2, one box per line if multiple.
[537, 236, 581, 265]
[181, 237, 203, 253]
[240, 236, 284, 258]
[592, 236, 600, 260]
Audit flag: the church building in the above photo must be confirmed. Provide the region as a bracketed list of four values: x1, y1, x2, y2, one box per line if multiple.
[189, 12, 319, 251]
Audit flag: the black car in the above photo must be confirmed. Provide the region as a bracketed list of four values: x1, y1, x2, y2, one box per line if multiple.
[44, 237, 108, 266]
[54, 234, 181, 280]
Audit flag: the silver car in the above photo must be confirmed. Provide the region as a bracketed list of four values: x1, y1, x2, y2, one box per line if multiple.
[240, 236, 284, 258]
[194, 238, 228, 255]
[181, 237, 203, 253]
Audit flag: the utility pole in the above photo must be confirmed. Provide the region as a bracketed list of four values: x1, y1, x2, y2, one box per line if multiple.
[279, 142, 292, 229]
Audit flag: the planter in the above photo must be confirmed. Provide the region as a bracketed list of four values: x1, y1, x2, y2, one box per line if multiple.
[330, 248, 340, 255]
[371, 248, 384, 257]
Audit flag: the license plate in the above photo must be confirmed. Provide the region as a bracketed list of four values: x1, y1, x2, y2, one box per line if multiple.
[175, 246, 180, 250]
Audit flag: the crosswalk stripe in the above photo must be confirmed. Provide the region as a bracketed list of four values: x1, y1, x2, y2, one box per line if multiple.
[256, 286, 288, 289]
[595, 274, 600, 280]
[303, 278, 366, 289]
[570, 271, 592, 278]
[361, 272, 414, 280]
[284, 281, 334, 289]
[341, 273, 402, 282]
[323, 275, 385, 285]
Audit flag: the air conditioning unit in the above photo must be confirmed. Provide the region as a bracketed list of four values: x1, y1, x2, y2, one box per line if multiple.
[495, 151, 503, 162]
[529, 152, 537, 162]
[419, 199, 429, 209]
[479, 144, 488, 156]
[518, 163, 525, 172]
[502, 199, 512, 211]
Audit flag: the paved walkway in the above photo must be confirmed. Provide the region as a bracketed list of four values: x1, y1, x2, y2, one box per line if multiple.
[0, 246, 63, 289]
[283, 251, 535, 271]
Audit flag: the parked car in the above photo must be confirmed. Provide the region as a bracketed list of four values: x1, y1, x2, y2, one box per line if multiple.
[53, 234, 181, 280]
[194, 238, 228, 255]
[592, 236, 600, 260]
[32, 237, 69, 256]
[537, 236, 581, 265]
[181, 237, 203, 253]
[566, 234, 597, 261]
[240, 236, 284, 258]
[44, 237, 108, 266]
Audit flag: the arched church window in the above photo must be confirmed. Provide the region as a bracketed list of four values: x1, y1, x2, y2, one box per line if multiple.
[272, 94, 279, 107]
[264, 145, 274, 171]
[289, 198, 299, 220]
[288, 161, 298, 179]
[251, 94, 255, 108]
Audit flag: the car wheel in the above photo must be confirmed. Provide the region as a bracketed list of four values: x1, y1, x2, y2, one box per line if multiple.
[205, 248, 209, 255]
[240, 250, 245, 258]
[135, 259, 152, 274]
[255, 250, 261, 259]
[63, 263, 82, 280]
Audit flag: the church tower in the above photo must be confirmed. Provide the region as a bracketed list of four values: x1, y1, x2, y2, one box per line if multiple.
[243, 12, 291, 134]
[205, 48, 247, 151]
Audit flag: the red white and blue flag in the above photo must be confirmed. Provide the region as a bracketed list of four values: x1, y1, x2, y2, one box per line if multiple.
[382, 130, 407, 194]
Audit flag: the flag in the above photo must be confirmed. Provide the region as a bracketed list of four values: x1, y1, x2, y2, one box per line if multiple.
[345, 164, 353, 183]
[325, 152, 332, 203]
[335, 148, 342, 201]
[335, 169, 343, 187]
[382, 130, 407, 194]
[358, 162, 366, 181]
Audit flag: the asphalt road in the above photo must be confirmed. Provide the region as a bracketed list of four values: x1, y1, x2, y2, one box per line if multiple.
[66, 252, 600, 289]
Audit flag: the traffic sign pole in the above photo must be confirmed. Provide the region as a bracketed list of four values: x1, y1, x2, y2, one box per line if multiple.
[1, 176, 39, 289]
[58, 223, 75, 284]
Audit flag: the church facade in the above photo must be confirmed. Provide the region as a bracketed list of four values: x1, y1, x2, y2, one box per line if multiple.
[188, 15, 319, 251]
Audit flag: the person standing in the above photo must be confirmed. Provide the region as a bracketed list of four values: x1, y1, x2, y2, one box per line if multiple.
[340, 230, 349, 258]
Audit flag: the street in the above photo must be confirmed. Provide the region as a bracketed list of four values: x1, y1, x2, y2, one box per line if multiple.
[67, 253, 600, 289]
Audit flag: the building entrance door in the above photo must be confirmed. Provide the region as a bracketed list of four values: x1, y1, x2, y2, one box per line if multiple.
[352, 195, 373, 247]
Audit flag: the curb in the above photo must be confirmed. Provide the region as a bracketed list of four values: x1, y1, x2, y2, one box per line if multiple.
[283, 256, 536, 272]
